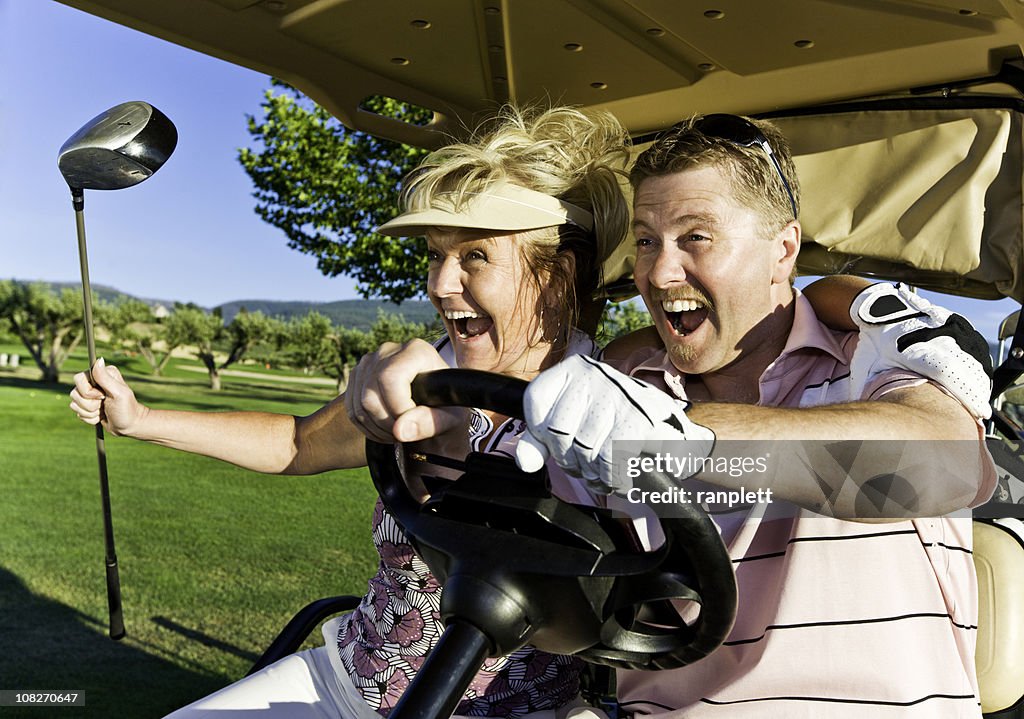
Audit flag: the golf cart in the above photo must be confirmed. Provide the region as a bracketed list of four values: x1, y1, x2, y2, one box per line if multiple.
[53, 1, 1024, 717]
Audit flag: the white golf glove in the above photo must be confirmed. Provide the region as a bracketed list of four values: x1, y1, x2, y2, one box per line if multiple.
[515, 355, 715, 494]
[849, 283, 993, 419]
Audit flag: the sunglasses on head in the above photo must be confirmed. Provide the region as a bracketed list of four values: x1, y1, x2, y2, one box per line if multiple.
[691, 113, 798, 220]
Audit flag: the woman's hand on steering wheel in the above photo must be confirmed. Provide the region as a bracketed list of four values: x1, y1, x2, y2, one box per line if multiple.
[345, 339, 468, 444]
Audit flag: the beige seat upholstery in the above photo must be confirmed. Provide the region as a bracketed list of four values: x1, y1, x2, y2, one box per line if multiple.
[974, 518, 1024, 715]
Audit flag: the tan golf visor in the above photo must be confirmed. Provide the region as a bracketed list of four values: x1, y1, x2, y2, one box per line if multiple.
[377, 182, 594, 237]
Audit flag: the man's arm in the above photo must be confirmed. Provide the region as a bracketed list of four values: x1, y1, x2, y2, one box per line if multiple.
[688, 381, 989, 518]
[689, 382, 971, 442]
[517, 357, 993, 521]
[799, 274, 872, 331]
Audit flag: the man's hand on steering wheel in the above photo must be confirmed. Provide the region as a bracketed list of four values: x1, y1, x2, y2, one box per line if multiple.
[515, 355, 716, 494]
[344, 339, 467, 444]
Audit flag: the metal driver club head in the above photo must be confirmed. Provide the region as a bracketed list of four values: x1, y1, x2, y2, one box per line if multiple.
[58, 101, 177, 190]
[59, 100, 177, 641]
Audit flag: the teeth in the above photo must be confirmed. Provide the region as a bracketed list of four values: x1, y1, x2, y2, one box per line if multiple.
[661, 299, 705, 313]
[444, 310, 485, 320]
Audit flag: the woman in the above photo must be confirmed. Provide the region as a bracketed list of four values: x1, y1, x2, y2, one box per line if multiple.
[71, 104, 632, 719]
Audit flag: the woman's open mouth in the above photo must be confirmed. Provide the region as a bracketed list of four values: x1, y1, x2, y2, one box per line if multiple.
[661, 299, 708, 336]
[445, 309, 494, 339]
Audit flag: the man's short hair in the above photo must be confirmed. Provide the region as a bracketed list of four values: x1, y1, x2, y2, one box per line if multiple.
[629, 115, 801, 234]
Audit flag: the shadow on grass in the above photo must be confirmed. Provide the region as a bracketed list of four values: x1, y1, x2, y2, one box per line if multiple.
[0, 373, 241, 415]
[0, 567, 227, 718]
[134, 383, 333, 413]
[151, 616, 259, 663]
[0, 375, 73, 392]
[0, 372, 333, 414]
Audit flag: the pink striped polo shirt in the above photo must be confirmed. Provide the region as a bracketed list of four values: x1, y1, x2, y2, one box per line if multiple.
[607, 293, 996, 719]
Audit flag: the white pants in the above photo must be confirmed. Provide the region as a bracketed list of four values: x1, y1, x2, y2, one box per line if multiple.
[163, 646, 359, 719]
[163, 618, 609, 719]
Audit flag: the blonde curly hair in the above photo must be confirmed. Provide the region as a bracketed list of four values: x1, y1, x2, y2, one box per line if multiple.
[400, 105, 631, 336]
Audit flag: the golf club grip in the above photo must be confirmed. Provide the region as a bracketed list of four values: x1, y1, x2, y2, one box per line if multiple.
[95, 423, 125, 640]
[106, 561, 125, 640]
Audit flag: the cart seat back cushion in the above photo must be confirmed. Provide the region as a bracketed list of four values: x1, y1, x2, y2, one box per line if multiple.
[975, 518, 1024, 714]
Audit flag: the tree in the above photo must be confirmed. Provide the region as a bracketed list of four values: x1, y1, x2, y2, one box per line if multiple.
[222, 309, 283, 370]
[165, 305, 282, 390]
[321, 326, 374, 393]
[163, 305, 224, 388]
[103, 299, 179, 376]
[284, 311, 333, 375]
[136, 332, 180, 377]
[238, 84, 432, 302]
[598, 299, 652, 343]
[282, 310, 427, 392]
[0, 281, 96, 382]
[103, 298, 151, 351]
[369, 310, 439, 347]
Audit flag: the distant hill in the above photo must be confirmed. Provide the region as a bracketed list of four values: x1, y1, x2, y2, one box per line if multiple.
[6, 279, 437, 332]
[19, 280, 181, 308]
[216, 299, 438, 331]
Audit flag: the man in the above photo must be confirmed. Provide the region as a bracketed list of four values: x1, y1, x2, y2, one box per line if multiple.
[515, 114, 997, 717]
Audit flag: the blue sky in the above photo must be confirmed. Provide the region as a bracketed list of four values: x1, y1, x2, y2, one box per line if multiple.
[2, 1, 1019, 342]
[2, 0, 360, 307]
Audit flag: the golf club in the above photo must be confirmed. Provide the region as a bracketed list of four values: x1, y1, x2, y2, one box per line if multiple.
[58, 101, 178, 640]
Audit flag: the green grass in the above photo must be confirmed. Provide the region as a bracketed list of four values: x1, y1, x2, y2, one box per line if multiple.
[0, 351, 379, 718]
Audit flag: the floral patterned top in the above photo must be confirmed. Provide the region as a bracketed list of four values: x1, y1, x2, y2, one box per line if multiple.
[333, 330, 600, 717]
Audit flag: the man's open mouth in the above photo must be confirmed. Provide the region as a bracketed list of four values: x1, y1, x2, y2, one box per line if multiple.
[661, 299, 708, 336]
[445, 309, 493, 339]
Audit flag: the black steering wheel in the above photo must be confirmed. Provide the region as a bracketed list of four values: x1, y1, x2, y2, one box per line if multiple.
[365, 369, 737, 719]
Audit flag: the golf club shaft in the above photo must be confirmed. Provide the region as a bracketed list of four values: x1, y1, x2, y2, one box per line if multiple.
[73, 189, 125, 641]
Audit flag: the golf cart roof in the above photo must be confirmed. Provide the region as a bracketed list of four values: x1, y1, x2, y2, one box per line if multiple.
[55, 0, 1024, 303]
[53, 0, 1024, 146]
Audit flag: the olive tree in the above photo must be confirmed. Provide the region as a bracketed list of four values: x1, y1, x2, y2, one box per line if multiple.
[239, 84, 431, 302]
[0, 281, 93, 382]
